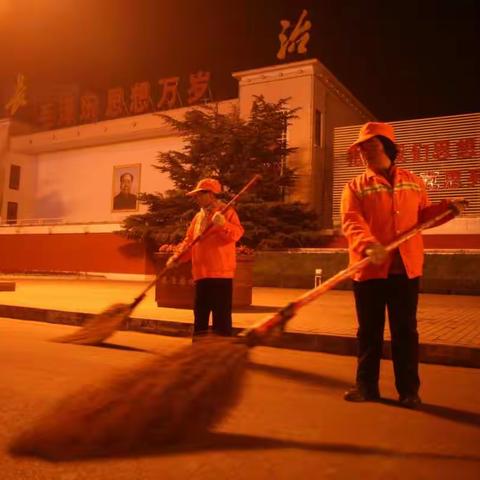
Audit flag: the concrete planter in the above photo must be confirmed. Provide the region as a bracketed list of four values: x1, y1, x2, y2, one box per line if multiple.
[154, 253, 254, 308]
[253, 250, 352, 290]
[252, 249, 480, 295]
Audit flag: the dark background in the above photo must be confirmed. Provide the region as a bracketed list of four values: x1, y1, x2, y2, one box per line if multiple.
[1, 0, 478, 121]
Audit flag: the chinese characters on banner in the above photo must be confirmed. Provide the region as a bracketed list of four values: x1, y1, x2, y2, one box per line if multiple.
[104, 87, 128, 119]
[79, 91, 101, 123]
[37, 102, 57, 130]
[57, 93, 77, 127]
[34, 71, 212, 130]
[157, 77, 180, 110]
[347, 137, 480, 189]
[187, 71, 211, 105]
[277, 9, 311, 60]
[4, 73, 28, 117]
[129, 81, 153, 115]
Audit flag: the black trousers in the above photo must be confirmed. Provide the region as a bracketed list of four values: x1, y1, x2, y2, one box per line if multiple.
[193, 278, 233, 336]
[352, 275, 420, 397]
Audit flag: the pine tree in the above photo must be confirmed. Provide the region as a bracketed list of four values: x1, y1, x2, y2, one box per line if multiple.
[122, 96, 326, 249]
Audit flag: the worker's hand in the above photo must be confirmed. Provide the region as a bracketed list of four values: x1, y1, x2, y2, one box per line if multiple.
[365, 243, 388, 265]
[166, 255, 178, 269]
[447, 198, 468, 214]
[212, 211, 226, 226]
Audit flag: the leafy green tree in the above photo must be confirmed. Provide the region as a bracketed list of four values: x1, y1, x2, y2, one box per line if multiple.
[122, 96, 325, 249]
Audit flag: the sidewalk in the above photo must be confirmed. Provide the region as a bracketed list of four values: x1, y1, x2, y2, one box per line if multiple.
[0, 277, 479, 367]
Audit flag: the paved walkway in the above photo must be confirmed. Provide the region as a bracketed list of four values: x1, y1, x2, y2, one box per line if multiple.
[0, 277, 479, 367]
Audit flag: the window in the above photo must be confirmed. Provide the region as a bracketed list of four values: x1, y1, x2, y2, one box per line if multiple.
[7, 202, 18, 224]
[314, 109, 322, 147]
[9, 165, 21, 190]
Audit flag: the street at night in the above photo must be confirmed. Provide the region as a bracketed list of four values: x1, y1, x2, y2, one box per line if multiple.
[1, 1, 479, 478]
[1, 318, 479, 479]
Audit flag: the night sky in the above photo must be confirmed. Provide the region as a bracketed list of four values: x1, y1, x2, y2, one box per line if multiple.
[1, 0, 479, 121]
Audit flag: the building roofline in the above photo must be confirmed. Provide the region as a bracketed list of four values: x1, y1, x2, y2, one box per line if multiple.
[233, 58, 375, 120]
[8, 99, 239, 154]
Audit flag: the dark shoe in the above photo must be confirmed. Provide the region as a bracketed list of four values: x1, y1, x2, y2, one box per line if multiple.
[399, 393, 422, 409]
[344, 387, 380, 402]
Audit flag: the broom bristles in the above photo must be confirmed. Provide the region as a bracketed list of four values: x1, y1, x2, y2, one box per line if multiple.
[10, 336, 249, 460]
[52, 303, 132, 345]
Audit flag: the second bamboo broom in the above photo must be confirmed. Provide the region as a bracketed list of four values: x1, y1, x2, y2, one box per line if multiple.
[52, 174, 261, 345]
[10, 206, 462, 460]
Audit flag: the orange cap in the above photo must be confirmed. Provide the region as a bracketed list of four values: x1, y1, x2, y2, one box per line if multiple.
[349, 122, 396, 151]
[186, 178, 222, 196]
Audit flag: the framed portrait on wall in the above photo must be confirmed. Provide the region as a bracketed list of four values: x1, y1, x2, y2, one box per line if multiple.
[112, 164, 141, 211]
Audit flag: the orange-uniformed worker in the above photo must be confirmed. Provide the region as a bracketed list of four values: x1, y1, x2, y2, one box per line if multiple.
[341, 122, 466, 408]
[168, 178, 244, 337]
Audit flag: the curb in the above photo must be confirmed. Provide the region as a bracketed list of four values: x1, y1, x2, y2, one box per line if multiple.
[0, 282, 16, 292]
[260, 331, 480, 369]
[0, 304, 479, 368]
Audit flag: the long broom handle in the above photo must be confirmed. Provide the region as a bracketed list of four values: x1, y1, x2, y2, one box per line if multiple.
[242, 205, 461, 345]
[130, 174, 261, 308]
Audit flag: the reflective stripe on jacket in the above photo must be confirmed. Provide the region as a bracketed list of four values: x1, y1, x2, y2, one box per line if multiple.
[177, 204, 244, 281]
[341, 166, 452, 281]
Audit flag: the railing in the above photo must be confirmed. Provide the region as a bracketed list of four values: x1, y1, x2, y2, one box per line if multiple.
[0, 218, 121, 227]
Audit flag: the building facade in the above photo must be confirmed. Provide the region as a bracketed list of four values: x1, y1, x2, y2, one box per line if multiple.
[1, 59, 477, 278]
[0, 59, 372, 277]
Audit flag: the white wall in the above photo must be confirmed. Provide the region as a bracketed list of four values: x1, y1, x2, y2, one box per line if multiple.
[6, 101, 238, 225]
[32, 136, 179, 223]
[234, 61, 315, 205]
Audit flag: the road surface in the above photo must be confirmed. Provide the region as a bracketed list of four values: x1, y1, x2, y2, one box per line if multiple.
[1, 318, 479, 479]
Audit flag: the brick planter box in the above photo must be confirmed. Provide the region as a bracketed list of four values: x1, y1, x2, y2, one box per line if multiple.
[154, 253, 254, 308]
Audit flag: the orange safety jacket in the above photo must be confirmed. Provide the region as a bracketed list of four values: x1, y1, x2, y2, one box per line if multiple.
[176, 203, 244, 281]
[341, 166, 454, 281]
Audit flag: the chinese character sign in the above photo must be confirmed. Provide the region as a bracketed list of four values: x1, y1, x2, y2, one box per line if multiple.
[277, 9, 311, 60]
[395, 144, 406, 164]
[187, 71, 211, 105]
[419, 169, 477, 191]
[419, 171, 441, 190]
[403, 137, 476, 163]
[129, 81, 153, 114]
[157, 77, 180, 110]
[468, 169, 480, 187]
[57, 93, 77, 127]
[457, 138, 476, 158]
[105, 87, 127, 119]
[79, 92, 100, 123]
[410, 143, 432, 162]
[5, 73, 27, 117]
[33, 71, 215, 130]
[433, 140, 450, 160]
[444, 169, 462, 189]
[37, 102, 57, 130]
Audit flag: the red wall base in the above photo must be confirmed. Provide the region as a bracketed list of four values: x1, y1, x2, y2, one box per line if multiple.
[0, 232, 477, 276]
[0, 233, 155, 275]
